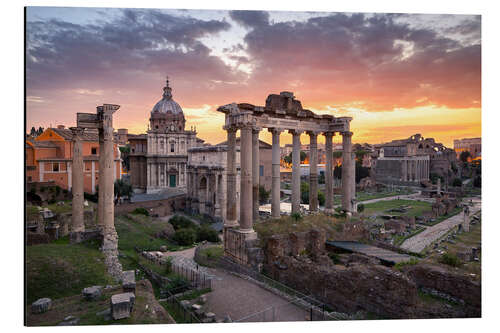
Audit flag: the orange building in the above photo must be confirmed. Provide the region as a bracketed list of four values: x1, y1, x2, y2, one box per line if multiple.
[26, 125, 122, 194]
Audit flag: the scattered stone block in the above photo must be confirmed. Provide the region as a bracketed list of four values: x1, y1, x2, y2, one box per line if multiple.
[111, 293, 133, 320]
[58, 316, 80, 326]
[31, 298, 52, 314]
[160, 245, 168, 252]
[197, 295, 207, 305]
[191, 304, 202, 311]
[205, 312, 216, 322]
[82, 285, 103, 301]
[180, 300, 190, 309]
[223, 314, 232, 323]
[122, 270, 136, 292]
[123, 292, 136, 309]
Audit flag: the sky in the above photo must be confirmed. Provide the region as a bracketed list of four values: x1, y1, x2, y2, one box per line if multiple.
[25, 7, 481, 147]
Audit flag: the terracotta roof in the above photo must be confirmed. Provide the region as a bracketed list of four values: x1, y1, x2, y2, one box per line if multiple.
[51, 127, 99, 141]
[26, 140, 58, 148]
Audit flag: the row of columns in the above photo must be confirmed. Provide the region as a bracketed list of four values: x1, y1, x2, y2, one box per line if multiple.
[224, 126, 356, 233]
[71, 107, 117, 240]
[402, 158, 429, 182]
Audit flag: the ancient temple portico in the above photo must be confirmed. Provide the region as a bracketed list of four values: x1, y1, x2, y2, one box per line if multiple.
[217, 91, 354, 264]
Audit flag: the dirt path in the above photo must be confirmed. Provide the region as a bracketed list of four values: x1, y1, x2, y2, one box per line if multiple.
[164, 246, 308, 322]
[400, 197, 481, 253]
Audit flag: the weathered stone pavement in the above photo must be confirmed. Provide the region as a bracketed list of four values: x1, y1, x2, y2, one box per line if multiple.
[400, 197, 481, 253]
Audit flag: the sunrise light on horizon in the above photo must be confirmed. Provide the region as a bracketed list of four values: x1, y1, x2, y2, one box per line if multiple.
[26, 7, 481, 147]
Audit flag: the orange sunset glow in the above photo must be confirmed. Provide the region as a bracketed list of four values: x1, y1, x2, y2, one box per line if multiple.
[26, 8, 481, 147]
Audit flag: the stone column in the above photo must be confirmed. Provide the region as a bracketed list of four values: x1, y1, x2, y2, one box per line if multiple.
[240, 125, 253, 232]
[252, 127, 260, 221]
[225, 127, 238, 227]
[308, 131, 319, 212]
[402, 159, 407, 182]
[99, 104, 123, 281]
[97, 128, 104, 233]
[342, 132, 354, 214]
[70, 127, 85, 242]
[324, 132, 334, 213]
[269, 128, 282, 218]
[290, 130, 302, 214]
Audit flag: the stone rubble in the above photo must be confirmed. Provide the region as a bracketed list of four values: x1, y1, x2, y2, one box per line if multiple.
[31, 298, 52, 314]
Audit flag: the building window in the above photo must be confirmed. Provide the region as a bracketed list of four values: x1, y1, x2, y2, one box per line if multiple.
[28, 176, 32, 182]
[260, 165, 264, 177]
[53, 163, 59, 172]
[171, 143, 175, 152]
[91, 147, 97, 155]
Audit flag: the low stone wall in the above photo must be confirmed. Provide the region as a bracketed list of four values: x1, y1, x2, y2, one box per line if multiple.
[261, 230, 425, 318]
[115, 195, 186, 217]
[264, 255, 419, 319]
[402, 263, 481, 308]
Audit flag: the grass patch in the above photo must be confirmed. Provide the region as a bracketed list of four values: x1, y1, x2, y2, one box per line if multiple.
[254, 214, 344, 242]
[177, 288, 212, 301]
[26, 240, 114, 304]
[363, 199, 432, 217]
[393, 258, 419, 271]
[439, 253, 462, 267]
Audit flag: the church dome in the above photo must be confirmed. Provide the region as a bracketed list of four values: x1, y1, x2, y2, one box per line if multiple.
[151, 78, 183, 115]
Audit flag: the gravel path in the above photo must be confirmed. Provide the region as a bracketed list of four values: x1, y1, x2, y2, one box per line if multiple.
[163, 247, 307, 322]
[400, 197, 481, 253]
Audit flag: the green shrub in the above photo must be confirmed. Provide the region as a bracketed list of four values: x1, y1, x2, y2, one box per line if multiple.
[357, 203, 365, 213]
[439, 253, 461, 267]
[196, 225, 219, 243]
[318, 191, 325, 206]
[452, 178, 462, 187]
[394, 258, 419, 271]
[473, 176, 481, 188]
[169, 215, 197, 230]
[165, 275, 190, 293]
[173, 228, 197, 246]
[291, 212, 302, 221]
[328, 252, 340, 264]
[164, 257, 173, 275]
[132, 207, 149, 216]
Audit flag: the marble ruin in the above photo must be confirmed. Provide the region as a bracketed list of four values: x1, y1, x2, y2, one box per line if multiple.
[72, 104, 123, 281]
[217, 91, 354, 264]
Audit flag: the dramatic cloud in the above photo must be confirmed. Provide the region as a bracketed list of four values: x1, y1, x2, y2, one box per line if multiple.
[26, 8, 481, 146]
[237, 13, 481, 111]
[229, 10, 269, 29]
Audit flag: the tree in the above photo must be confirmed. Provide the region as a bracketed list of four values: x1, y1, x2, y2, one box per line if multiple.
[355, 161, 370, 183]
[283, 153, 292, 165]
[452, 178, 462, 187]
[473, 176, 481, 188]
[334, 165, 342, 179]
[300, 151, 307, 163]
[114, 179, 133, 203]
[119, 145, 131, 171]
[259, 185, 270, 204]
[37, 126, 44, 135]
[29, 126, 37, 137]
[459, 151, 471, 163]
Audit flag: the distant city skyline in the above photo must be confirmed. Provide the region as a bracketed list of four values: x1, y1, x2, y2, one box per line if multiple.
[26, 7, 481, 147]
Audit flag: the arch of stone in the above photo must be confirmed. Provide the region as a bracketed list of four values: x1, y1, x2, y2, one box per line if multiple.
[217, 92, 356, 265]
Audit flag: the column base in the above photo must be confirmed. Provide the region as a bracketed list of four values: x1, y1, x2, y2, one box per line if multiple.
[223, 228, 259, 266]
[224, 220, 239, 228]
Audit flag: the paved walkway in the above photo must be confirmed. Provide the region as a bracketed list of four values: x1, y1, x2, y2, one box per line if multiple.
[400, 197, 481, 253]
[162, 246, 307, 322]
[326, 241, 415, 264]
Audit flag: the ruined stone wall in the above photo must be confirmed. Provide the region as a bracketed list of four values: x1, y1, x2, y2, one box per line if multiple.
[403, 264, 481, 308]
[264, 255, 419, 318]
